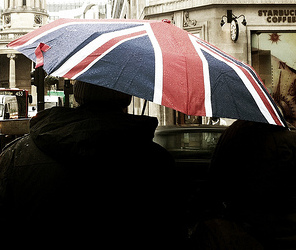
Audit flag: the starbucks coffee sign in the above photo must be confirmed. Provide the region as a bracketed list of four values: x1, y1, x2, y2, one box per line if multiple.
[258, 9, 296, 23]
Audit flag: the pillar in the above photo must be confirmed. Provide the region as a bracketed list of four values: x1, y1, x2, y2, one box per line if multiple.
[7, 53, 17, 88]
[4, 0, 8, 9]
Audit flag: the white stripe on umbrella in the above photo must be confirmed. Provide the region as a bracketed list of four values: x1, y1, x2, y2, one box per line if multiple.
[50, 25, 148, 78]
[189, 34, 212, 117]
[195, 36, 285, 126]
[70, 32, 148, 80]
[12, 22, 80, 50]
[193, 36, 279, 125]
[145, 23, 163, 105]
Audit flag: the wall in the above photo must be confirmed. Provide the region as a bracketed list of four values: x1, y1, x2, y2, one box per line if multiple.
[139, 2, 296, 125]
[143, 3, 296, 63]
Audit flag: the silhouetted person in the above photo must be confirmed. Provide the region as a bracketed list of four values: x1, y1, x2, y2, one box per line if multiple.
[191, 120, 296, 249]
[0, 81, 180, 247]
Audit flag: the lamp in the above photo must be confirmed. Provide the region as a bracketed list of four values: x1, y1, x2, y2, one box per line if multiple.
[220, 11, 247, 26]
[237, 14, 247, 26]
[220, 15, 227, 27]
[220, 10, 247, 42]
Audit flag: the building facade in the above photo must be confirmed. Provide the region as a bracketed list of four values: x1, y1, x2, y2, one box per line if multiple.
[0, 0, 110, 108]
[47, 0, 111, 21]
[1, 0, 295, 125]
[0, 0, 48, 93]
[115, 0, 296, 126]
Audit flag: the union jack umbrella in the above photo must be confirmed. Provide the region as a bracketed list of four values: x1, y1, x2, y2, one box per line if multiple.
[8, 18, 287, 126]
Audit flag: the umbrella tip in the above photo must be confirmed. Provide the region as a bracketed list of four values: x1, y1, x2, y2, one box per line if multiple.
[162, 19, 171, 24]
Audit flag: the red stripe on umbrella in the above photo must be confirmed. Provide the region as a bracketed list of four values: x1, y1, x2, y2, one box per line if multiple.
[150, 22, 207, 116]
[63, 30, 148, 79]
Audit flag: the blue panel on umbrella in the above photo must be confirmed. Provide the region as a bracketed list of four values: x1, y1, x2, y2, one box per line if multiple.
[201, 49, 268, 123]
[76, 35, 156, 101]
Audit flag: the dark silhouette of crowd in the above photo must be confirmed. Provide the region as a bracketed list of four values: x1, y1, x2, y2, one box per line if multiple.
[1, 80, 296, 249]
[190, 120, 296, 249]
[0, 81, 182, 247]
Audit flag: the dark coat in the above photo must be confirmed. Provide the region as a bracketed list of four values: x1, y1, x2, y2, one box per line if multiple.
[205, 120, 296, 249]
[0, 106, 179, 247]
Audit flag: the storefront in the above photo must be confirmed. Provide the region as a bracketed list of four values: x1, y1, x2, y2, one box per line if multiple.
[137, 0, 296, 126]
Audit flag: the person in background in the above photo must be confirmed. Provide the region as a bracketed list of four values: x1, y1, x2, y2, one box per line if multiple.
[191, 120, 296, 249]
[0, 81, 180, 247]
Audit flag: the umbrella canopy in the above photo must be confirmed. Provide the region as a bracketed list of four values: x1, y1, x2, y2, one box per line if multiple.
[8, 18, 286, 126]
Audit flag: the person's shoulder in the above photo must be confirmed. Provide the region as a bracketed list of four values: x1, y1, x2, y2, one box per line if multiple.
[1, 134, 56, 167]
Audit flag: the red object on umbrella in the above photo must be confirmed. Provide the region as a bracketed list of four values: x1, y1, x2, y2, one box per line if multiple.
[35, 42, 51, 68]
[8, 18, 287, 126]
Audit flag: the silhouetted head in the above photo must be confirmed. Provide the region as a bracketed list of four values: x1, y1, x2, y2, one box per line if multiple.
[74, 81, 132, 109]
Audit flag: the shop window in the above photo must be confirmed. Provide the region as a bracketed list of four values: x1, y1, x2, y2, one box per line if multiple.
[176, 112, 202, 125]
[252, 32, 296, 126]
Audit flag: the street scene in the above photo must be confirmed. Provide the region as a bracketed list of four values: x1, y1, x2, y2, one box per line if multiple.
[0, 0, 296, 248]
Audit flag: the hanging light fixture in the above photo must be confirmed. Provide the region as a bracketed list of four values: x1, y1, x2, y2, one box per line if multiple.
[220, 10, 247, 42]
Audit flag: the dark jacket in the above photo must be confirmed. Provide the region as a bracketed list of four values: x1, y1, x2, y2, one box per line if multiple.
[0, 106, 178, 246]
[204, 120, 296, 249]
